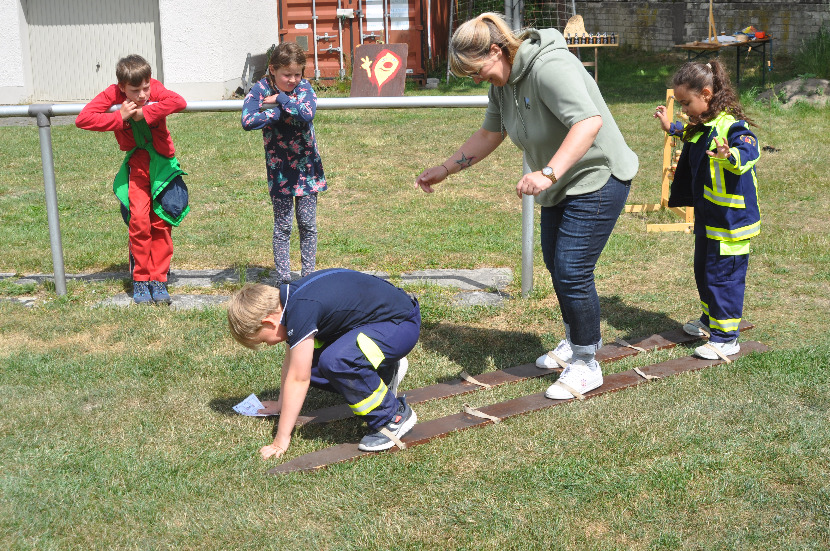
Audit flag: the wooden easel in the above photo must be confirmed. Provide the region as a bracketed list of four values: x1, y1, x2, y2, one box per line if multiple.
[625, 89, 694, 232]
[708, 0, 719, 44]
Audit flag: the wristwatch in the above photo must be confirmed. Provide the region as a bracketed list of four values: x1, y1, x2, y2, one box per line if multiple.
[541, 166, 557, 183]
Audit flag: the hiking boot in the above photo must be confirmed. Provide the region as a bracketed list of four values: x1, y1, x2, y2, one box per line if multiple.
[545, 359, 603, 400]
[132, 281, 152, 304]
[695, 339, 740, 360]
[149, 281, 172, 304]
[358, 396, 417, 452]
[683, 319, 710, 337]
[536, 339, 573, 370]
[389, 357, 408, 398]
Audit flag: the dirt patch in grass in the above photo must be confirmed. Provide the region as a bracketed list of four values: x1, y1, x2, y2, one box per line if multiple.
[0, 325, 126, 357]
[757, 78, 830, 108]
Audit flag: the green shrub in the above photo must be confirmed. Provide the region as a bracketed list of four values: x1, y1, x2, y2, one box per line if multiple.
[793, 26, 830, 79]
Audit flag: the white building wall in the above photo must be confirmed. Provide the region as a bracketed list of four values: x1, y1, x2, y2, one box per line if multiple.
[159, 0, 278, 100]
[0, 0, 278, 104]
[0, 1, 30, 104]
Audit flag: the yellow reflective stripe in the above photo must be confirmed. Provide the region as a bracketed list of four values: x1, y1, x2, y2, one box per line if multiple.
[706, 220, 760, 240]
[701, 301, 710, 316]
[720, 240, 750, 256]
[709, 317, 741, 332]
[349, 380, 388, 416]
[710, 157, 725, 195]
[357, 332, 385, 369]
[704, 186, 746, 208]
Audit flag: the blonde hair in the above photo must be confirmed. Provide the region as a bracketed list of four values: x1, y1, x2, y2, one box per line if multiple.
[227, 283, 282, 349]
[449, 12, 528, 77]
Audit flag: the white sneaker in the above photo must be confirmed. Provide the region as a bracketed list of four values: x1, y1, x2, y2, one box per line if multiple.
[694, 339, 740, 360]
[536, 339, 573, 369]
[389, 357, 408, 397]
[683, 319, 710, 337]
[545, 360, 603, 400]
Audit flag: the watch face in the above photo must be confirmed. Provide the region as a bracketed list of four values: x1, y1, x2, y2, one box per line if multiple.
[542, 166, 553, 176]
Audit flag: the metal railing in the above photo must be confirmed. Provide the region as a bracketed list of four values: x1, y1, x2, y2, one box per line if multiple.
[0, 96, 534, 297]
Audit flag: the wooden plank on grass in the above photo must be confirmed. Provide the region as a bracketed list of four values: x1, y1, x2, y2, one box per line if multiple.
[294, 321, 755, 426]
[268, 340, 768, 474]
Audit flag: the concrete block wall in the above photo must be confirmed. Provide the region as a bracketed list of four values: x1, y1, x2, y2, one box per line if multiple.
[573, 1, 830, 54]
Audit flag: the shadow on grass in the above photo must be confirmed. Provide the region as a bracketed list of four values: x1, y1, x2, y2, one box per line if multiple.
[600, 294, 683, 339]
[418, 324, 546, 379]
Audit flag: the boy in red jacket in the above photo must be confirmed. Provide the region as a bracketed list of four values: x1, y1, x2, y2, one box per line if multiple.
[76, 54, 187, 304]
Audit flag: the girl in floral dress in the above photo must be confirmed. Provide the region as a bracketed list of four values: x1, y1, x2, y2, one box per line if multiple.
[242, 42, 327, 284]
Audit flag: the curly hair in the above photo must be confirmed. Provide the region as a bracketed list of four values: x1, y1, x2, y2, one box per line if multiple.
[672, 59, 756, 141]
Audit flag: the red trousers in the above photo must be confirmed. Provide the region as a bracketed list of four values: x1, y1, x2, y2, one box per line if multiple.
[128, 150, 173, 282]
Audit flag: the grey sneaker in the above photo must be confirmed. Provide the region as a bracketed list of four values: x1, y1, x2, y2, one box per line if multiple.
[358, 396, 417, 452]
[683, 319, 710, 337]
[132, 281, 152, 304]
[536, 339, 572, 369]
[695, 339, 740, 360]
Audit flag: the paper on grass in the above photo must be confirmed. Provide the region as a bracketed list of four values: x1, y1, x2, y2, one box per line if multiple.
[233, 393, 270, 416]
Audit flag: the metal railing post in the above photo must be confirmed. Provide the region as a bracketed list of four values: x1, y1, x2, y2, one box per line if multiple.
[30, 105, 67, 295]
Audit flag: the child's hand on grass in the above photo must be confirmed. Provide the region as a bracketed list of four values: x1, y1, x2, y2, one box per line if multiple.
[260, 434, 290, 460]
[259, 443, 286, 460]
[257, 400, 281, 416]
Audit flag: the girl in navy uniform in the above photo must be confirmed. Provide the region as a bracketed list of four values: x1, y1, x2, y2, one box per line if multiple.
[654, 60, 760, 360]
[227, 269, 421, 458]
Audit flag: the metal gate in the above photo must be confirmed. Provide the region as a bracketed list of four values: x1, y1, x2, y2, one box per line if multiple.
[25, 0, 163, 101]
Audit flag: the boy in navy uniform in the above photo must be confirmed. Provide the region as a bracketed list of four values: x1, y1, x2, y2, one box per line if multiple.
[227, 269, 421, 458]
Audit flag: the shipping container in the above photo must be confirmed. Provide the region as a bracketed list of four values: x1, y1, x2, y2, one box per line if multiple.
[277, 0, 426, 81]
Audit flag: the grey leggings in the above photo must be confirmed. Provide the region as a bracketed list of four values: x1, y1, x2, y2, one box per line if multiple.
[271, 193, 318, 284]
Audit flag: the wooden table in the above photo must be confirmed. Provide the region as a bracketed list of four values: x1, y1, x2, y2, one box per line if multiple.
[567, 43, 619, 83]
[674, 37, 773, 88]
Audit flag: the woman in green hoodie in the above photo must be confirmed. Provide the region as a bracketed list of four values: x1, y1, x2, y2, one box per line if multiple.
[415, 13, 638, 401]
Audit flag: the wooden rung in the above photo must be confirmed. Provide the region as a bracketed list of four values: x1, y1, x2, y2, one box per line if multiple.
[646, 222, 694, 233]
[625, 204, 663, 213]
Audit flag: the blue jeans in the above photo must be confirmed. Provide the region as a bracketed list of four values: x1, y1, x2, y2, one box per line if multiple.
[540, 175, 631, 356]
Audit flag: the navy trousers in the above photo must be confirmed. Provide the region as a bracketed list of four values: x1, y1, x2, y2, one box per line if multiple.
[694, 235, 749, 343]
[309, 301, 420, 429]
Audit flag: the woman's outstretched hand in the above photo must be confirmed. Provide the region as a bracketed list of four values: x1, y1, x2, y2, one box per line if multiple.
[414, 165, 449, 193]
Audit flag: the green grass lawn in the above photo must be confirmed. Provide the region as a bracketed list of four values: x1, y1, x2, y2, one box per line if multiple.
[1, 50, 829, 550]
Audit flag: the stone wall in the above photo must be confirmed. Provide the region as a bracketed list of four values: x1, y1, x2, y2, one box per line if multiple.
[574, 1, 830, 53]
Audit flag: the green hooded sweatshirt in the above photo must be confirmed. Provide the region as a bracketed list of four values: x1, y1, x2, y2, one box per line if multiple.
[113, 118, 189, 226]
[482, 28, 639, 207]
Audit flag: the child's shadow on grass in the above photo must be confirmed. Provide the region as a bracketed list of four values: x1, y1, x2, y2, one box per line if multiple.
[418, 324, 546, 381]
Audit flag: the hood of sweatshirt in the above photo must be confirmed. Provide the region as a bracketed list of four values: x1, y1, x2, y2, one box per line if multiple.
[508, 28, 568, 86]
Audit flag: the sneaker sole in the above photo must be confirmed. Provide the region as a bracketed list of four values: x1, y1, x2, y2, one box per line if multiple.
[545, 377, 603, 400]
[357, 409, 418, 452]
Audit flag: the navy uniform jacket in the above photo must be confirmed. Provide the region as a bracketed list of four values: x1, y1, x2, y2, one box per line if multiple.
[668, 112, 761, 241]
